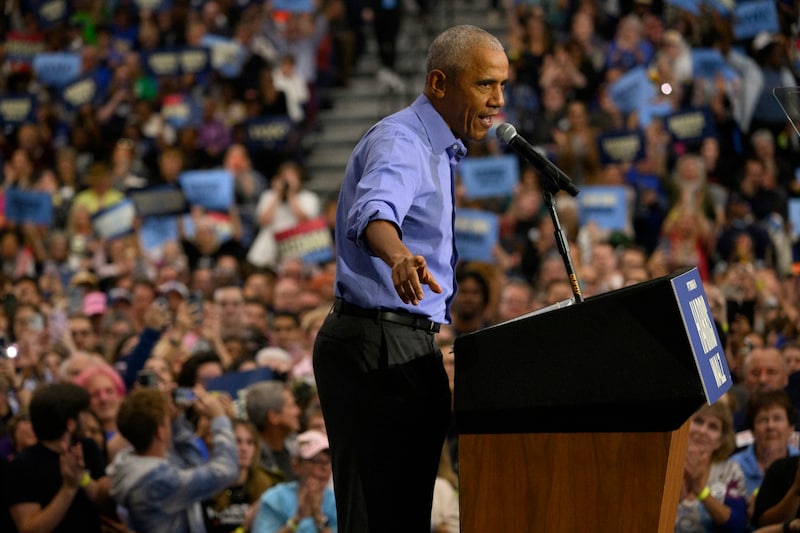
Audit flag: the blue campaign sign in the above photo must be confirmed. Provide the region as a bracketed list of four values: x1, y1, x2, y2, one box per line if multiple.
[92, 200, 136, 240]
[0, 95, 37, 126]
[670, 268, 732, 404]
[201, 35, 246, 78]
[665, 107, 716, 144]
[138, 215, 179, 253]
[664, 0, 701, 14]
[61, 76, 99, 111]
[272, 0, 314, 12]
[179, 47, 211, 77]
[789, 198, 800, 239]
[179, 169, 234, 212]
[145, 49, 181, 77]
[205, 367, 273, 397]
[608, 67, 657, 115]
[32, 52, 81, 87]
[578, 186, 628, 231]
[244, 116, 294, 150]
[455, 208, 499, 263]
[36, 0, 69, 28]
[691, 48, 730, 80]
[597, 130, 645, 165]
[734, 0, 779, 39]
[458, 155, 519, 200]
[4, 188, 53, 226]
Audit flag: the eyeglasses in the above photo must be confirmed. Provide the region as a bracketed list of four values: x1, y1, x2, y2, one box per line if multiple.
[304, 456, 331, 466]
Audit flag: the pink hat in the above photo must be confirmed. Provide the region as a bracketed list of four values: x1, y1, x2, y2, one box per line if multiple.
[83, 291, 107, 316]
[296, 430, 329, 460]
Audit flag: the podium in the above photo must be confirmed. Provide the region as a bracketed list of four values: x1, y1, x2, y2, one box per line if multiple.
[453, 268, 731, 532]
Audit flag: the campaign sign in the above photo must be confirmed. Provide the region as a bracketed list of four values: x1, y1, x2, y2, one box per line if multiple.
[179, 47, 211, 77]
[179, 169, 234, 212]
[455, 208, 499, 263]
[577, 185, 628, 232]
[205, 367, 273, 397]
[4, 31, 44, 67]
[458, 155, 518, 200]
[36, 0, 69, 28]
[665, 108, 715, 144]
[4, 188, 53, 226]
[272, 0, 314, 12]
[664, 0, 701, 15]
[638, 101, 675, 128]
[0, 95, 37, 126]
[201, 35, 246, 78]
[244, 116, 294, 150]
[33, 52, 81, 87]
[130, 186, 188, 217]
[146, 49, 181, 77]
[705, 0, 733, 14]
[61, 76, 99, 110]
[138, 215, 179, 253]
[789, 198, 800, 239]
[161, 93, 201, 129]
[134, 0, 173, 11]
[734, 0, 779, 40]
[608, 67, 657, 115]
[274, 218, 334, 265]
[597, 130, 645, 165]
[670, 267, 731, 404]
[92, 200, 136, 240]
[691, 48, 736, 80]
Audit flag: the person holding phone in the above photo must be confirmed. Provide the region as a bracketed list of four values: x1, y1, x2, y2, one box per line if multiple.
[109, 387, 238, 533]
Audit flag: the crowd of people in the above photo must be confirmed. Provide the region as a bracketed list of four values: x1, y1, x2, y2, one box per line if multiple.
[0, 0, 800, 531]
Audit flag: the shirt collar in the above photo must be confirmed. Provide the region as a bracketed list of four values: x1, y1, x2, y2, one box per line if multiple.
[411, 94, 467, 162]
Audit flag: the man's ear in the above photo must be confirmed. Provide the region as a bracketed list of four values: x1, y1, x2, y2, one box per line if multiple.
[427, 69, 447, 99]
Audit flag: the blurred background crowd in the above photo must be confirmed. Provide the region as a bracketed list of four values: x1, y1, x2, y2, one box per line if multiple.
[0, 0, 800, 531]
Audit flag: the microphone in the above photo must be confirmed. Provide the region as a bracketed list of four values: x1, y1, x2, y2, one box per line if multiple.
[495, 123, 580, 197]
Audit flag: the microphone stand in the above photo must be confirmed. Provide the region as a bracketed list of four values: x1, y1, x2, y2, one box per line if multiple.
[541, 182, 584, 304]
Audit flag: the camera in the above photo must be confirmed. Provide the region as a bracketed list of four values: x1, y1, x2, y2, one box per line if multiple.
[173, 387, 195, 407]
[136, 369, 159, 388]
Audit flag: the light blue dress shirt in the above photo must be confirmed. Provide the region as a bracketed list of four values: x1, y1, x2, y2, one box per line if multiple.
[334, 94, 466, 323]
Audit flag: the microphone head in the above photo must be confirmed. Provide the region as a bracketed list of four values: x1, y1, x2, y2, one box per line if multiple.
[495, 123, 517, 144]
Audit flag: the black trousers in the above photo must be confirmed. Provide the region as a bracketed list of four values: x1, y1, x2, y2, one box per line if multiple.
[313, 311, 451, 533]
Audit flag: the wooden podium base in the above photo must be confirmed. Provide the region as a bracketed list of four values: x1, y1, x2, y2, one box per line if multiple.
[458, 420, 690, 533]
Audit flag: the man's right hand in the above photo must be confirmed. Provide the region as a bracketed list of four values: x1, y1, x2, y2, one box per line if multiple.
[391, 254, 442, 306]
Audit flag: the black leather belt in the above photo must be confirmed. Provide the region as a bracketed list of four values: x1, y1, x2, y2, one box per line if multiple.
[332, 299, 441, 333]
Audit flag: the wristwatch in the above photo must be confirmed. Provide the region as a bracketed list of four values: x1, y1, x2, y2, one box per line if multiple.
[316, 516, 330, 530]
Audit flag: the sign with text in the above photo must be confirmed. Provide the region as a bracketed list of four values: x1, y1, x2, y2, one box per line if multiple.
[734, 0, 779, 39]
[4, 31, 44, 68]
[61, 76, 99, 110]
[139, 215, 179, 253]
[664, 0, 701, 15]
[179, 169, 234, 212]
[32, 52, 81, 87]
[455, 208, 499, 263]
[244, 116, 294, 150]
[130, 186, 188, 217]
[161, 93, 201, 129]
[577, 185, 628, 232]
[4, 188, 53, 226]
[691, 48, 736, 80]
[274, 218, 334, 265]
[597, 130, 645, 164]
[458, 155, 519, 200]
[0, 95, 37, 126]
[35, 0, 69, 27]
[201, 35, 246, 78]
[665, 108, 715, 145]
[671, 268, 731, 404]
[92, 200, 136, 240]
[608, 67, 657, 115]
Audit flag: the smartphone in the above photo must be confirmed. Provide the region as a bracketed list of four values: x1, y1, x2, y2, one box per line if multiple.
[136, 369, 159, 388]
[189, 291, 204, 325]
[173, 387, 195, 407]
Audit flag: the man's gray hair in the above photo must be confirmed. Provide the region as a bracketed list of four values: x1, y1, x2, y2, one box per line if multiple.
[426, 24, 504, 79]
[245, 380, 287, 431]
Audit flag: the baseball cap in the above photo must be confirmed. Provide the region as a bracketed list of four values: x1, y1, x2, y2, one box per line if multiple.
[159, 281, 189, 298]
[296, 430, 329, 460]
